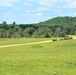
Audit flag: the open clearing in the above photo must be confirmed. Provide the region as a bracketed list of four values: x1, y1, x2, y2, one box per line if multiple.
[0, 38, 76, 75]
[0, 40, 52, 48]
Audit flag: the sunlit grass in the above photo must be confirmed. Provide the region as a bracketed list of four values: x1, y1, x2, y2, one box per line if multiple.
[0, 38, 52, 46]
[0, 38, 76, 75]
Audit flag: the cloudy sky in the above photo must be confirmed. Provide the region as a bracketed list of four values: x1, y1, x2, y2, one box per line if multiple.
[0, 0, 76, 24]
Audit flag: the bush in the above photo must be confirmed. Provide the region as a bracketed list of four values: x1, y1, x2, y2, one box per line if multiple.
[52, 39, 57, 41]
[64, 37, 73, 40]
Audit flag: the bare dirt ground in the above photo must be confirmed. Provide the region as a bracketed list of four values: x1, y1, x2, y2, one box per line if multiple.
[69, 35, 76, 39]
[72, 36, 76, 39]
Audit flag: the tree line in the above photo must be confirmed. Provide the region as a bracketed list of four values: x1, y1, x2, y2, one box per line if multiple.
[0, 16, 76, 38]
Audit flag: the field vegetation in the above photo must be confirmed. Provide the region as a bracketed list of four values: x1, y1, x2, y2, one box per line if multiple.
[0, 38, 76, 75]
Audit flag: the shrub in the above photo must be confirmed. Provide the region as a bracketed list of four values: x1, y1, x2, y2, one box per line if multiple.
[52, 39, 57, 41]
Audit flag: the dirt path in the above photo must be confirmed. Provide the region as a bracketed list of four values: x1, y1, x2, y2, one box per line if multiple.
[72, 36, 76, 39]
[68, 35, 76, 39]
[0, 40, 52, 48]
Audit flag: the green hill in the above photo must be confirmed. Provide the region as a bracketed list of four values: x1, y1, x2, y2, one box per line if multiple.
[38, 16, 76, 26]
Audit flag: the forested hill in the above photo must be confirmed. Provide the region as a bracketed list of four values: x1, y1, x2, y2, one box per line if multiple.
[0, 16, 76, 38]
[38, 16, 76, 26]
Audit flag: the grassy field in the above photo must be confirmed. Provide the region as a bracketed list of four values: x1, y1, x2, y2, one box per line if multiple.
[0, 38, 76, 75]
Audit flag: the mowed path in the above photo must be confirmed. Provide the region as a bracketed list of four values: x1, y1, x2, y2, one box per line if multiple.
[0, 40, 52, 48]
[0, 36, 76, 48]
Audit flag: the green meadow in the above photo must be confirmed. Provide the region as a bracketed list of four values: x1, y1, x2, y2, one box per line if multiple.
[0, 38, 76, 75]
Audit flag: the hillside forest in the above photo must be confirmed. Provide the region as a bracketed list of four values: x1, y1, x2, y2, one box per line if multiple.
[0, 16, 76, 38]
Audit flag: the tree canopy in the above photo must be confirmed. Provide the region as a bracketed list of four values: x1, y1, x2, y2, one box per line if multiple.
[0, 16, 76, 38]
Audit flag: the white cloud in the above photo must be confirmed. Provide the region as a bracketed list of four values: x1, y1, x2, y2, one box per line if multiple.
[73, 12, 76, 15]
[3, 13, 15, 18]
[36, 13, 43, 16]
[29, 0, 57, 7]
[57, 0, 76, 9]
[39, 0, 57, 7]
[56, 12, 76, 17]
[71, 12, 76, 16]
[25, 7, 50, 13]
[37, 7, 51, 11]
[3, 13, 17, 23]
[30, 0, 76, 9]
[24, 13, 43, 23]
[24, 2, 32, 6]
[25, 13, 43, 18]
[65, 0, 76, 8]
[26, 0, 76, 13]
[0, 0, 19, 6]
[54, 6, 63, 12]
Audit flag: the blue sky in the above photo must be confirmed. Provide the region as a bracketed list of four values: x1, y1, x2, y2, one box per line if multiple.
[0, 0, 76, 24]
